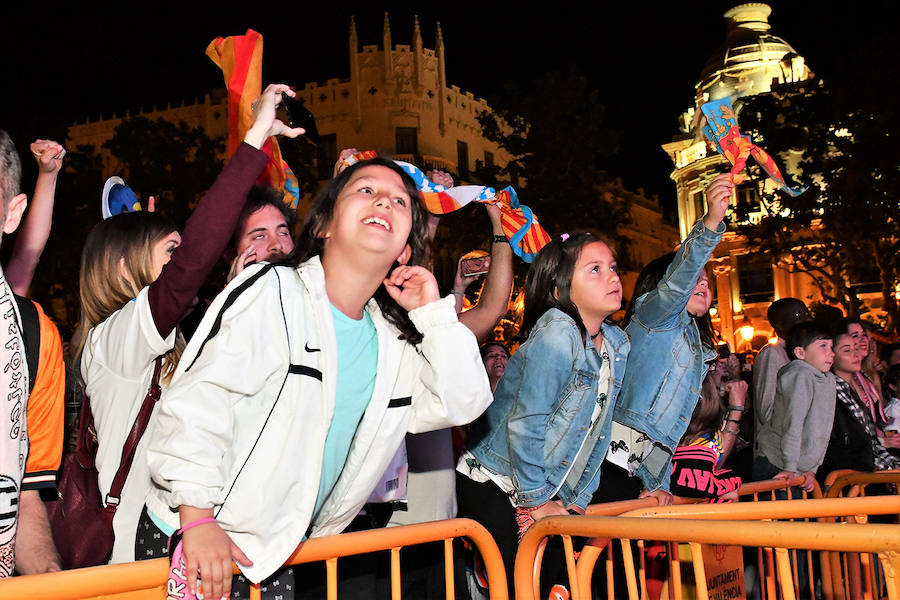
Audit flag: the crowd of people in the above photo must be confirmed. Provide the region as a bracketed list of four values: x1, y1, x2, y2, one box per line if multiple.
[0, 83, 898, 600]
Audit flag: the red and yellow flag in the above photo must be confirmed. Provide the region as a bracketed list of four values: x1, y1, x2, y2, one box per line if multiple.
[206, 29, 299, 207]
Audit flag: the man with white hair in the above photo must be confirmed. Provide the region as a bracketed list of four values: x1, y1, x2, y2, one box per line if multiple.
[0, 130, 64, 577]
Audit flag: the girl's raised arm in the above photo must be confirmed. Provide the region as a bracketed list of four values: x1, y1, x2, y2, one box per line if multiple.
[457, 204, 515, 343]
[634, 173, 731, 328]
[146, 84, 304, 337]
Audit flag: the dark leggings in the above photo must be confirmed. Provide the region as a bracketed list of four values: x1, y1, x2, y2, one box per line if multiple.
[456, 473, 572, 598]
[456, 473, 519, 598]
[590, 459, 643, 504]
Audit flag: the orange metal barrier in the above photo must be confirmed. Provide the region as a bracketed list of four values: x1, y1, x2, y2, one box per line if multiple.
[813, 470, 900, 600]
[515, 508, 900, 600]
[616, 477, 898, 600]
[616, 497, 899, 600]
[822, 469, 900, 498]
[0, 518, 508, 600]
[584, 495, 705, 516]
[823, 469, 859, 492]
[534, 481, 893, 600]
[573, 476, 816, 600]
[737, 474, 823, 499]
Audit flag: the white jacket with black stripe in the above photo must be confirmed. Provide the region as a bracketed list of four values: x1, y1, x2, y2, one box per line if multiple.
[145, 257, 492, 582]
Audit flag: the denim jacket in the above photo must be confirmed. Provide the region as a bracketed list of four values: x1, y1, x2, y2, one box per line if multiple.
[465, 308, 629, 510]
[613, 219, 724, 492]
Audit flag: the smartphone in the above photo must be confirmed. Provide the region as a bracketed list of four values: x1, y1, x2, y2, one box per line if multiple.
[280, 93, 320, 144]
[461, 256, 489, 277]
[717, 343, 731, 359]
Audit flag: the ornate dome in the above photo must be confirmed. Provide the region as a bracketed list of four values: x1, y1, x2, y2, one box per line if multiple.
[696, 3, 811, 103]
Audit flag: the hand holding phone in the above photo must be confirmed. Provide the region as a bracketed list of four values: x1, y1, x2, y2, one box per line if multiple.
[461, 255, 490, 277]
[280, 92, 320, 144]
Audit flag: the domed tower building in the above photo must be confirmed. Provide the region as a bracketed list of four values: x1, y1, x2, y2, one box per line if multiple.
[662, 3, 815, 350]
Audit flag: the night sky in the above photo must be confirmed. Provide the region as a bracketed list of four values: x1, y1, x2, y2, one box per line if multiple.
[4, 1, 895, 212]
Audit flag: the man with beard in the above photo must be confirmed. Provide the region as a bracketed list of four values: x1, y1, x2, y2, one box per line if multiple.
[226, 185, 296, 281]
[178, 186, 298, 341]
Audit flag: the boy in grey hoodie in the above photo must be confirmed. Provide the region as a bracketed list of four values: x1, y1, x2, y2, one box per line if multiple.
[753, 322, 836, 492]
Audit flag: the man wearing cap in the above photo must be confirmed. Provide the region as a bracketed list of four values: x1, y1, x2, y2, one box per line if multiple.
[752, 298, 812, 453]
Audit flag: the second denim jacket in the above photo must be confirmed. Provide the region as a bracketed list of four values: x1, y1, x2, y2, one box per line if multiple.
[613, 219, 724, 492]
[465, 308, 630, 510]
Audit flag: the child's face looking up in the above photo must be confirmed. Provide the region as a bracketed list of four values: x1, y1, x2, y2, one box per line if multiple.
[325, 165, 413, 263]
[482, 345, 508, 381]
[686, 269, 714, 317]
[569, 241, 622, 326]
[795, 337, 834, 373]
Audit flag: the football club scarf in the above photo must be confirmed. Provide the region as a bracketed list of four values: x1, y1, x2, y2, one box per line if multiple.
[700, 97, 806, 197]
[0, 267, 28, 577]
[341, 152, 551, 262]
[206, 29, 301, 209]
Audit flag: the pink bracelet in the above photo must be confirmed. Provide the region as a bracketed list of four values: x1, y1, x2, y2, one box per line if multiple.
[178, 517, 217, 533]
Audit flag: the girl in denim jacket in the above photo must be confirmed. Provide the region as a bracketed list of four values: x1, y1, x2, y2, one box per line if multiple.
[457, 232, 629, 595]
[603, 173, 733, 504]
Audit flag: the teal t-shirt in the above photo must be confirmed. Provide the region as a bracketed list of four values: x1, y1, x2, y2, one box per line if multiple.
[148, 305, 378, 536]
[311, 304, 378, 521]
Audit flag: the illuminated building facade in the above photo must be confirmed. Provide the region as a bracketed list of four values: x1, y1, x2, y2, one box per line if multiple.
[67, 15, 512, 208]
[662, 3, 829, 350]
[67, 15, 677, 300]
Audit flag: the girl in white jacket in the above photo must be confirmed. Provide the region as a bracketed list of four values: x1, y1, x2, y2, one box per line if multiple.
[146, 157, 491, 599]
[77, 84, 303, 566]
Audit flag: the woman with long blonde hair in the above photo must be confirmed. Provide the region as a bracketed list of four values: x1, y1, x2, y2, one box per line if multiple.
[79, 210, 185, 379]
[78, 84, 303, 564]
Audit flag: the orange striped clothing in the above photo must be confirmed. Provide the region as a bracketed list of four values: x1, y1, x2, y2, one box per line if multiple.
[22, 301, 65, 491]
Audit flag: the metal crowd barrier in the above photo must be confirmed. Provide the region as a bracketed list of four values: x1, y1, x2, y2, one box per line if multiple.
[815, 470, 900, 600]
[822, 469, 900, 498]
[572, 476, 817, 600]
[524, 477, 900, 600]
[5, 474, 897, 599]
[620, 496, 900, 600]
[515, 498, 900, 600]
[0, 518, 508, 600]
[737, 473, 823, 500]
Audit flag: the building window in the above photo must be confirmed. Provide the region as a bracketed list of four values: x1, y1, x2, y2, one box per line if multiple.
[317, 134, 337, 180]
[736, 253, 775, 306]
[736, 186, 758, 208]
[484, 151, 494, 169]
[395, 127, 418, 155]
[734, 185, 759, 223]
[457, 141, 469, 179]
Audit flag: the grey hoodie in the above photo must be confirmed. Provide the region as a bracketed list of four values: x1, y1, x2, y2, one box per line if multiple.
[756, 359, 836, 473]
